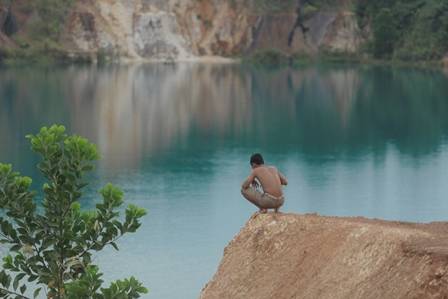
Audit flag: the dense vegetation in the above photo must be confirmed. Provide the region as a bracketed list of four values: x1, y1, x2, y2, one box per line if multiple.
[246, 0, 448, 65]
[0, 125, 148, 299]
[0, 0, 73, 40]
[356, 0, 448, 61]
[0, 0, 76, 65]
[244, 49, 292, 66]
[32, 0, 75, 41]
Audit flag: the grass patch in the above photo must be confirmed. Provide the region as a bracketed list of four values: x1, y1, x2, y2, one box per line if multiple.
[243, 49, 291, 66]
[0, 42, 93, 66]
[241, 47, 445, 71]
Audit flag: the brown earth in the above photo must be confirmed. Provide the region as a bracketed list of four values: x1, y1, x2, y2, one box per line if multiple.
[0, 31, 13, 48]
[200, 213, 448, 299]
[0, 0, 364, 61]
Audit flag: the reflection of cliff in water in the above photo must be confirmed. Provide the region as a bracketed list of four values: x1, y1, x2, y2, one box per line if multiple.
[1, 65, 448, 169]
[65, 64, 364, 167]
[67, 64, 253, 168]
[0, 68, 71, 171]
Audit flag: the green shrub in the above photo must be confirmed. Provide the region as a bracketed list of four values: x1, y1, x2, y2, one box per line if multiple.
[32, 0, 75, 41]
[289, 51, 314, 66]
[318, 49, 361, 63]
[355, 0, 448, 61]
[372, 8, 397, 59]
[0, 125, 148, 299]
[244, 49, 290, 66]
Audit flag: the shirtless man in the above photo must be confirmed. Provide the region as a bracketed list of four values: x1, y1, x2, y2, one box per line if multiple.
[241, 153, 288, 213]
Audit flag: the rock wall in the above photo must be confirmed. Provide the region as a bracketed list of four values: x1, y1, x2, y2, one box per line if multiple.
[0, 0, 364, 61]
[200, 213, 448, 299]
[0, 5, 14, 49]
[65, 0, 194, 60]
[63, 0, 364, 61]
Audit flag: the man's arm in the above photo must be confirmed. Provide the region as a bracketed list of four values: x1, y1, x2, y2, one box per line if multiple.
[278, 170, 288, 186]
[241, 171, 256, 189]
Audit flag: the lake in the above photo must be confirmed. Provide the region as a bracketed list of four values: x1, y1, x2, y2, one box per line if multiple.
[1, 63, 448, 298]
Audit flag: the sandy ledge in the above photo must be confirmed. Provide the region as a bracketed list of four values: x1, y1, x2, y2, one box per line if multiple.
[200, 212, 448, 299]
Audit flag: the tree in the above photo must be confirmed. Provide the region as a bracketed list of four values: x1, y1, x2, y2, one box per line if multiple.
[32, 0, 75, 41]
[372, 8, 397, 59]
[0, 125, 148, 299]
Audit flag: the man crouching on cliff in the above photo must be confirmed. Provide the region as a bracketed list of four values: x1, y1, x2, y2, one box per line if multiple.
[241, 153, 288, 213]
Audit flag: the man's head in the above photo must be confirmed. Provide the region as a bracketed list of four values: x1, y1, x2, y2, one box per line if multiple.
[250, 153, 264, 168]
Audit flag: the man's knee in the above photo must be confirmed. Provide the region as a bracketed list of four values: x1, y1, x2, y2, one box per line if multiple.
[241, 187, 251, 198]
[242, 186, 257, 195]
[241, 187, 257, 204]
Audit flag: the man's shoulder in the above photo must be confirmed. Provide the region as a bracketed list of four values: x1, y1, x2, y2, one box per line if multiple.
[253, 166, 269, 173]
[253, 165, 277, 174]
[257, 165, 278, 173]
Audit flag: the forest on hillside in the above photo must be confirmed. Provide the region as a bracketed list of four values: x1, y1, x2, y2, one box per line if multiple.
[356, 0, 448, 61]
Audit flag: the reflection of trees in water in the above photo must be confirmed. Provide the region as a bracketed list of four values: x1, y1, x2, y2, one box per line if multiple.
[349, 67, 448, 157]
[1, 64, 448, 171]
[244, 65, 361, 155]
[247, 65, 448, 160]
[0, 67, 72, 177]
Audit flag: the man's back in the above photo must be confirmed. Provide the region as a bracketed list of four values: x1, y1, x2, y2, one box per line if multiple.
[253, 166, 283, 197]
[241, 153, 288, 213]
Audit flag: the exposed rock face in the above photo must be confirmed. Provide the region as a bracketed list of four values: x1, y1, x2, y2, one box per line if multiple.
[133, 11, 191, 59]
[200, 213, 448, 299]
[0, 6, 7, 30]
[0, 0, 365, 61]
[66, 0, 195, 60]
[443, 54, 448, 68]
[0, 6, 13, 48]
[321, 11, 363, 53]
[64, 0, 364, 60]
[0, 1, 31, 50]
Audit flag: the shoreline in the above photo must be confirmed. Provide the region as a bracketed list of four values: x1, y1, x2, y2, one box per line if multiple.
[0, 50, 447, 71]
[99, 54, 241, 65]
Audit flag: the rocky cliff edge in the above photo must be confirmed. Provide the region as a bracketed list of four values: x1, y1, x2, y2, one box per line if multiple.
[200, 213, 448, 299]
[0, 0, 363, 62]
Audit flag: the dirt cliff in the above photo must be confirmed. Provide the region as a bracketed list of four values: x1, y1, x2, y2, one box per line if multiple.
[64, 0, 362, 60]
[0, 0, 363, 61]
[200, 213, 448, 299]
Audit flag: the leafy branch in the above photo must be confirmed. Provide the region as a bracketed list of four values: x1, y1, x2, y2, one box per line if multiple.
[0, 125, 148, 299]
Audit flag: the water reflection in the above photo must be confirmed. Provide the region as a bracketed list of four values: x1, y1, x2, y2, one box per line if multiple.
[67, 64, 253, 168]
[2, 64, 448, 299]
[2, 64, 448, 170]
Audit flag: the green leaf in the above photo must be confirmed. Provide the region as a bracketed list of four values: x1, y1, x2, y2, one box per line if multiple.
[10, 245, 21, 252]
[33, 288, 42, 299]
[13, 273, 25, 291]
[110, 242, 119, 251]
[3, 255, 13, 267]
[0, 270, 11, 288]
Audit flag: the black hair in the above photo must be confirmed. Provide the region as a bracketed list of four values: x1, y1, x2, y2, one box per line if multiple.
[250, 153, 264, 165]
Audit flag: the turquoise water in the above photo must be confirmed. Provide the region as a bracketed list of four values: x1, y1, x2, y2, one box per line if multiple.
[1, 63, 448, 298]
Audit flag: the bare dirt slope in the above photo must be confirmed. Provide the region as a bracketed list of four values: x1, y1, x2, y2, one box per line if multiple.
[0, 0, 363, 61]
[64, 0, 362, 60]
[200, 213, 448, 299]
